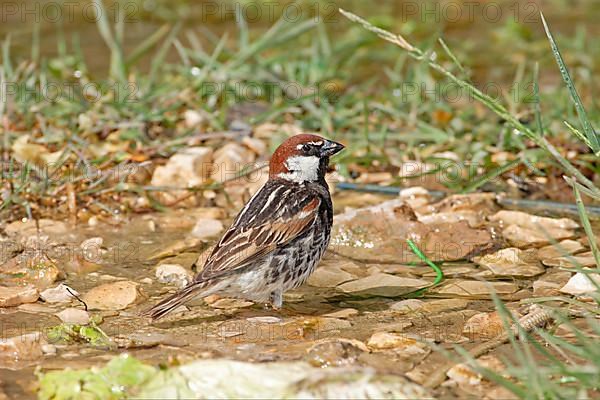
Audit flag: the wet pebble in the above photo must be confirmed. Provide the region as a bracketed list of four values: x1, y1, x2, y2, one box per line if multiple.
[306, 338, 368, 367]
[56, 308, 90, 325]
[0, 284, 39, 307]
[210, 298, 254, 309]
[82, 281, 140, 310]
[40, 284, 78, 304]
[155, 264, 192, 288]
[367, 332, 429, 356]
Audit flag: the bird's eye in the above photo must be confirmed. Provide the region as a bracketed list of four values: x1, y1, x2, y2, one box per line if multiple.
[301, 144, 312, 152]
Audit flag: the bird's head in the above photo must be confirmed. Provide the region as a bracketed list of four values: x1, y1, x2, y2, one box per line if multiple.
[269, 134, 345, 183]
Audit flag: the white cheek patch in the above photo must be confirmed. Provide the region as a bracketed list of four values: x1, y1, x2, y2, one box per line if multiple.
[278, 155, 320, 182]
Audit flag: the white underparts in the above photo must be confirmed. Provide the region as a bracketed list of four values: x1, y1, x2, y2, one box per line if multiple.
[278, 155, 320, 183]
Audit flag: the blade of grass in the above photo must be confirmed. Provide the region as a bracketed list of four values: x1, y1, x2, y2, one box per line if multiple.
[93, 0, 127, 82]
[569, 177, 600, 270]
[540, 12, 600, 154]
[406, 239, 444, 287]
[126, 24, 172, 68]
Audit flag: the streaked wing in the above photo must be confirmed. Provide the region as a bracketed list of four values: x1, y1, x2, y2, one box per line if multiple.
[196, 181, 320, 281]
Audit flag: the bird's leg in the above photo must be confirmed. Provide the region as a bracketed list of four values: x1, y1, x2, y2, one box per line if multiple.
[270, 290, 283, 310]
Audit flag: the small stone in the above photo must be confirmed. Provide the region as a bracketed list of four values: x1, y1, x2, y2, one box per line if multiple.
[421, 298, 469, 314]
[41, 344, 57, 355]
[463, 312, 507, 339]
[82, 281, 140, 310]
[191, 218, 224, 239]
[242, 137, 267, 155]
[56, 308, 90, 325]
[367, 332, 428, 356]
[560, 272, 600, 295]
[183, 109, 208, 128]
[211, 143, 255, 183]
[322, 308, 359, 319]
[447, 355, 504, 386]
[0, 285, 39, 307]
[140, 278, 153, 284]
[390, 299, 425, 312]
[338, 273, 429, 297]
[306, 338, 367, 367]
[40, 284, 78, 303]
[155, 264, 192, 288]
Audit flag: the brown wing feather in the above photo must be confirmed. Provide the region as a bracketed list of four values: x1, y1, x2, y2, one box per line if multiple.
[196, 195, 320, 282]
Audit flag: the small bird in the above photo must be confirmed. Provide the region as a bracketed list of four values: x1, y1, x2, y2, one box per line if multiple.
[145, 134, 345, 319]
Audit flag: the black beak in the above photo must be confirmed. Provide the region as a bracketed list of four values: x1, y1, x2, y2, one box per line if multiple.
[321, 140, 345, 157]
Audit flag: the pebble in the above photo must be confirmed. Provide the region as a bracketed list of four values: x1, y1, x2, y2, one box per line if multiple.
[489, 210, 579, 230]
[462, 312, 507, 339]
[447, 355, 504, 386]
[40, 284, 78, 303]
[560, 272, 600, 295]
[306, 338, 367, 367]
[82, 281, 140, 310]
[190, 218, 224, 240]
[0, 285, 39, 307]
[155, 264, 192, 288]
[366, 332, 428, 356]
[337, 273, 429, 297]
[210, 298, 254, 309]
[56, 308, 90, 325]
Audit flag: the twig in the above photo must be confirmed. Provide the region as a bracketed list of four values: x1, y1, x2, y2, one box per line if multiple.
[66, 286, 88, 311]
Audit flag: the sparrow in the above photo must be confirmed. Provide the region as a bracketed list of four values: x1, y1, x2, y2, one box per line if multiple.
[145, 134, 345, 320]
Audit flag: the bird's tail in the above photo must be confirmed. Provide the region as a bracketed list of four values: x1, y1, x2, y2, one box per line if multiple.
[143, 281, 210, 320]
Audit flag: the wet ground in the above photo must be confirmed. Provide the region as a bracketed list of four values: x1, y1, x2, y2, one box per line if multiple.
[0, 188, 595, 398]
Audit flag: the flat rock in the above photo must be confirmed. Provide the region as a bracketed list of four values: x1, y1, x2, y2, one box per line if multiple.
[307, 264, 358, 288]
[475, 248, 544, 278]
[56, 308, 90, 325]
[433, 280, 519, 297]
[537, 240, 585, 259]
[489, 210, 579, 230]
[542, 252, 596, 268]
[210, 298, 254, 309]
[0, 285, 39, 307]
[533, 271, 572, 298]
[322, 308, 359, 319]
[502, 224, 574, 248]
[337, 273, 429, 297]
[82, 281, 140, 310]
[331, 199, 492, 263]
[40, 284, 78, 303]
[0, 254, 61, 289]
[211, 143, 255, 183]
[447, 355, 504, 386]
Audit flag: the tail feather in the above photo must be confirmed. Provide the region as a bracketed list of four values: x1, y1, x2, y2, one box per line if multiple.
[143, 282, 208, 320]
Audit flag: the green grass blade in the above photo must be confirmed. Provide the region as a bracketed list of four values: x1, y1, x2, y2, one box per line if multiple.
[540, 12, 600, 153]
[569, 177, 600, 270]
[406, 239, 444, 286]
[126, 24, 172, 68]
